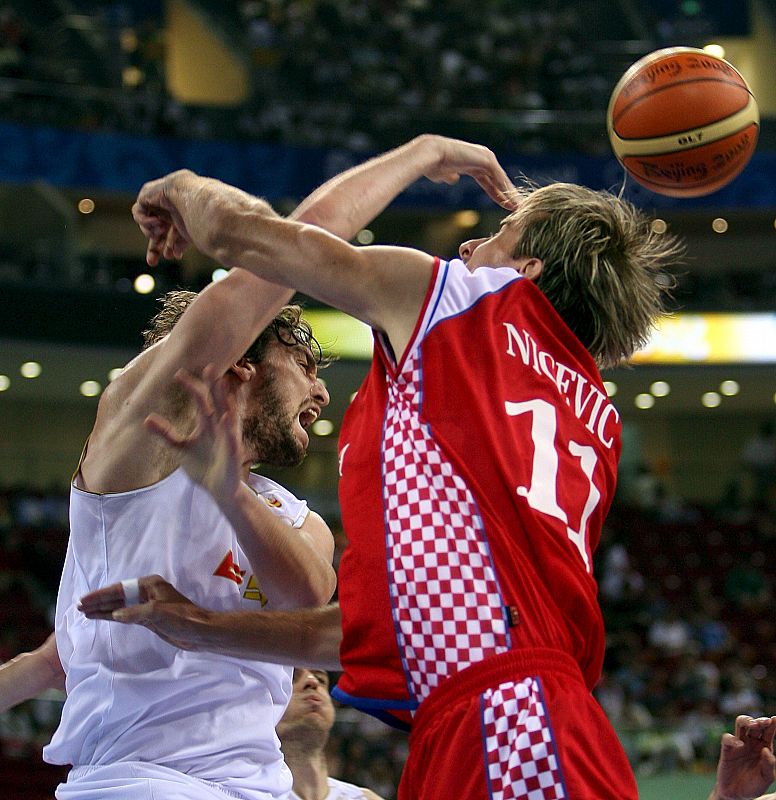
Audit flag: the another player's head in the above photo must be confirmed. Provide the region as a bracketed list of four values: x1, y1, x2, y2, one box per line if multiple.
[142, 291, 325, 365]
[277, 668, 335, 751]
[460, 182, 681, 368]
[143, 290, 329, 466]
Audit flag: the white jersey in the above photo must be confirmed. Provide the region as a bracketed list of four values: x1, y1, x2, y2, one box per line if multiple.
[291, 777, 375, 800]
[45, 468, 310, 799]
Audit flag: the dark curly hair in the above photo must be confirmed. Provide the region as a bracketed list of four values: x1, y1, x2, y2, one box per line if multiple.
[142, 290, 327, 365]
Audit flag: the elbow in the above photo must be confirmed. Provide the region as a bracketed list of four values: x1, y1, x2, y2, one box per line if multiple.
[293, 564, 337, 610]
[305, 564, 338, 608]
[294, 203, 353, 241]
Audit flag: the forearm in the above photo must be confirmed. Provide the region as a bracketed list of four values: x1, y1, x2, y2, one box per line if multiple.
[289, 135, 442, 239]
[0, 633, 64, 711]
[175, 602, 342, 669]
[220, 484, 336, 609]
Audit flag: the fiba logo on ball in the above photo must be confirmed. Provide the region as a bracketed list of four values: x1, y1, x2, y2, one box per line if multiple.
[607, 47, 759, 197]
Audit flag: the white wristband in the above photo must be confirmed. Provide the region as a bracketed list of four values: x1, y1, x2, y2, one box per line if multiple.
[121, 578, 141, 607]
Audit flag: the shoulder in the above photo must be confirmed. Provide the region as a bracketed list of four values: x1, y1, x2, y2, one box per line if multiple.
[423, 259, 524, 330]
[248, 473, 302, 504]
[247, 473, 310, 528]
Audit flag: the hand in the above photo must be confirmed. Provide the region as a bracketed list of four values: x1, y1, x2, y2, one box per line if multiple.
[132, 169, 196, 266]
[78, 574, 208, 651]
[144, 364, 245, 505]
[713, 715, 776, 800]
[422, 135, 519, 210]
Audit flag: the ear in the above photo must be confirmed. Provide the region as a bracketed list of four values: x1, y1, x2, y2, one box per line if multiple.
[519, 257, 543, 281]
[229, 357, 257, 383]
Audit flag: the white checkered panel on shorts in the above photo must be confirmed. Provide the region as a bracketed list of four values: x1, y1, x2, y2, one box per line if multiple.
[482, 678, 566, 800]
[383, 351, 510, 702]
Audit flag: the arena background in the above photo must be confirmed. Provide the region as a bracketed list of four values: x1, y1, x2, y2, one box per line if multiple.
[0, 0, 775, 796]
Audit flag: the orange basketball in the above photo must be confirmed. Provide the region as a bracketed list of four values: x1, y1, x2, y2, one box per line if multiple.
[607, 47, 759, 197]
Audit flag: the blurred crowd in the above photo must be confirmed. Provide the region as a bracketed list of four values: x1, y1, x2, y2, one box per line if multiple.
[0, 0, 722, 152]
[0, 426, 775, 796]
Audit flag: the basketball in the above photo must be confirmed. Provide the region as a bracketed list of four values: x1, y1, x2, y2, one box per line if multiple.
[607, 47, 759, 197]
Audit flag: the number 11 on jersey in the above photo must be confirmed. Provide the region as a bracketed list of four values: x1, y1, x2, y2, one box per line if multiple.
[505, 399, 601, 573]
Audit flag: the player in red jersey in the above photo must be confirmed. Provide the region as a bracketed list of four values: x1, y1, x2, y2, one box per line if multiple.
[87, 134, 682, 799]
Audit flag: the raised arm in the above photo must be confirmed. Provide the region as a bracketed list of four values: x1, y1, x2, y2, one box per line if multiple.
[79, 268, 296, 493]
[289, 134, 517, 239]
[79, 576, 343, 670]
[94, 134, 475, 490]
[0, 633, 64, 712]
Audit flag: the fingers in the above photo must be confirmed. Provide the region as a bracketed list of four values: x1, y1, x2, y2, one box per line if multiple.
[764, 716, 776, 746]
[144, 412, 191, 449]
[162, 224, 189, 261]
[132, 189, 187, 266]
[146, 238, 163, 267]
[79, 575, 177, 620]
[144, 367, 221, 447]
[174, 368, 216, 419]
[431, 139, 517, 208]
[738, 715, 776, 745]
[736, 714, 756, 740]
[132, 200, 171, 267]
[720, 732, 744, 752]
[79, 581, 127, 616]
[455, 144, 517, 207]
[175, 366, 236, 432]
[80, 573, 196, 650]
[475, 160, 519, 209]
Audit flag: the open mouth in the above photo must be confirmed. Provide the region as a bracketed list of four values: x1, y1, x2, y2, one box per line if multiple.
[298, 408, 319, 430]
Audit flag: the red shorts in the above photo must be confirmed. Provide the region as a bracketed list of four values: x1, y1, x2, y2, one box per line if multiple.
[398, 648, 637, 800]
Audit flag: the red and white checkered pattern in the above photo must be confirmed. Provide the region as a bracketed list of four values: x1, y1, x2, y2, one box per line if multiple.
[383, 352, 510, 701]
[482, 678, 566, 800]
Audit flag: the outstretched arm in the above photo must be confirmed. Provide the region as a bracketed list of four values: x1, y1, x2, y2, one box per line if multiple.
[710, 715, 776, 800]
[79, 575, 342, 670]
[0, 633, 64, 712]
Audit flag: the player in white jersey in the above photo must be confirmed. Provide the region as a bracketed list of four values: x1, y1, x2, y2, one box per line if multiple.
[278, 667, 384, 800]
[48, 291, 336, 800]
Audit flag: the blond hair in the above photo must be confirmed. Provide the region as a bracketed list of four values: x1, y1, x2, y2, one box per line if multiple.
[505, 183, 681, 368]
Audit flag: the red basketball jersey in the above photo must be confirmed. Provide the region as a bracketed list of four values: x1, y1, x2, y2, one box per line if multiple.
[333, 258, 620, 728]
